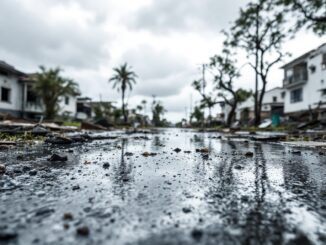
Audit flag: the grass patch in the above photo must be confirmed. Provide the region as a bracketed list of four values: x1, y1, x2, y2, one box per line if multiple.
[63, 121, 81, 127]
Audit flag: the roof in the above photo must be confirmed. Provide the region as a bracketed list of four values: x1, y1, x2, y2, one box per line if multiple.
[0, 60, 25, 76]
[281, 42, 326, 69]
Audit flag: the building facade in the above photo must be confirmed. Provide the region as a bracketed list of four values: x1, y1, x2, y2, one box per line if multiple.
[282, 43, 326, 118]
[0, 60, 78, 119]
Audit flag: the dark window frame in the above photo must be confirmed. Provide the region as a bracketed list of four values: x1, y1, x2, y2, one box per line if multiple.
[1, 87, 11, 103]
[290, 88, 303, 103]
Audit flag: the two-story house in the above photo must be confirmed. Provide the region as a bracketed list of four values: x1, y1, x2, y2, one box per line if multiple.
[235, 87, 285, 124]
[282, 43, 326, 119]
[0, 60, 79, 119]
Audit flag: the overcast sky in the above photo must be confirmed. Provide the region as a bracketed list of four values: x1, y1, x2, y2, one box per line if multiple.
[0, 0, 325, 122]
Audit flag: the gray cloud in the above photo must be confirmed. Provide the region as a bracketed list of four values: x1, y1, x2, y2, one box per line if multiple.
[131, 0, 248, 34]
[0, 0, 110, 69]
[120, 45, 194, 97]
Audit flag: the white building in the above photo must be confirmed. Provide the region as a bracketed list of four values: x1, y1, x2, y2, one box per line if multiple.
[282, 43, 326, 118]
[236, 87, 285, 122]
[0, 60, 78, 119]
[220, 87, 285, 125]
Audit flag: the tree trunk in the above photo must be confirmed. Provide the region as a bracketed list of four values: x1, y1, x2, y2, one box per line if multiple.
[226, 102, 237, 127]
[122, 89, 127, 123]
[254, 4, 260, 127]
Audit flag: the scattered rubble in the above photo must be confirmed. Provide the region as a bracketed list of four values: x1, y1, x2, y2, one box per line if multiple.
[47, 154, 68, 162]
[245, 151, 254, 157]
[76, 226, 90, 236]
[142, 152, 157, 157]
[0, 164, 5, 174]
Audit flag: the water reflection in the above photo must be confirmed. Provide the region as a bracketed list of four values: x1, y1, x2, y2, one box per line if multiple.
[112, 138, 135, 200]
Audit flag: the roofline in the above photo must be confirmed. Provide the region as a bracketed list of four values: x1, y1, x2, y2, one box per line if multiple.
[280, 42, 326, 69]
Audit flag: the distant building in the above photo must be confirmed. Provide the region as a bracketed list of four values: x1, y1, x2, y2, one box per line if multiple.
[281, 43, 326, 119]
[220, 87, 285, 125]
[0, 60, 79, 119]
[236, 87, 285, 123]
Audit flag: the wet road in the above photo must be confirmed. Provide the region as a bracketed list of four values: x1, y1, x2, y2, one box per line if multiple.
[1, 129, 326, 244]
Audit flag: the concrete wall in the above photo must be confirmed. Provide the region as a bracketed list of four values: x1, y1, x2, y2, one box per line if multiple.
[0, 74, 23, 113]
[58, 95, 77, 117]
[235, 87, 285, 120]
[284, 44, 326, 113]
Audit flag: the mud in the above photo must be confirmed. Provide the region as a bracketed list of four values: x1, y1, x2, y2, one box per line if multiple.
[0, 129, 326, 245]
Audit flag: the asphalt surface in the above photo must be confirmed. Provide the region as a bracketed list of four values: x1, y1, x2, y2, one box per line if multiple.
[0, 129, 326, 245]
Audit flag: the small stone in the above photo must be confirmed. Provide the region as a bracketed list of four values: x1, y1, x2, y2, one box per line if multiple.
[72, 185, 80, 191]
[196, 148, 209, 153]
[142, 152, 157, 157]
[0, 231, 18, 241]
[76, 226, 89, 236]
[47, 154, 68, 162]
[125, 152, 134, 156]
[29, 170, 37, 176]
[234, 165, 244, 170]
[292, 150, 301, 155]
[63, 213, 74, 221]
[103, 163, 110, 169]
[0, 164, 6, 174]
[182, 207, 192, 213]
[184, 151, 191, 154]
[173, 148, 181, 153]
[191, 229, 203, 241]
[245, 151, 254, 157]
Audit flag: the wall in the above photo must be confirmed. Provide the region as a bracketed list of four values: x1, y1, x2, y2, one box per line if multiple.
[0, 74, 23, 113]
[58, 95, 77, 118]
[284, 45, 326, 114]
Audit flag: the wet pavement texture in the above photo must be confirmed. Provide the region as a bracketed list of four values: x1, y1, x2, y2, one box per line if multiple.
[1, 129, 326, 245]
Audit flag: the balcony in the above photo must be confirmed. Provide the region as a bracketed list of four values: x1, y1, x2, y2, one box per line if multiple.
[283, 67, 308, 88]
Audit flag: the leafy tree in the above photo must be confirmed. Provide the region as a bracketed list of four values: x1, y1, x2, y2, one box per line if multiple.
[141, 99, 147, 115]
[230, 0, 288, 126]
[93, 102, 114, 120]
[190, 106, 204, 125]
[276, 0, 326, 35]
[33, 66, 78, 120]
[209, 49, 252, 127]
[192, 66, 219, 125]
[151, 99, 166, 127]
[136, 105, 143, 114]
[109, 63, 137, 123]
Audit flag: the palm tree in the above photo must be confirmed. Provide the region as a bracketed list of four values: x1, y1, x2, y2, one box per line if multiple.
[33, 66, 78, 120]
[141, 99, 147, 115]
[109, 63, 137, 123]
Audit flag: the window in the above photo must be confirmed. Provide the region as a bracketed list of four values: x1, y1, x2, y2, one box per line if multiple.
[281, 92, 285, 99]
[26, 85, 37, 103]
[309, 65, 316, 73]
[1, 87, 11, 102]
[290, 88, 303, 103]
[273, 96, 277, 102]
[65, 96, 69, 105]
[322, 53, 326, 70]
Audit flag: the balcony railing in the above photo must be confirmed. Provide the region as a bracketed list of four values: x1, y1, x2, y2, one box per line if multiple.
[283, 75, 308, 88]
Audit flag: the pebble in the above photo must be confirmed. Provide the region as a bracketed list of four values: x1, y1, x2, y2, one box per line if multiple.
[245, 151, 254, 157]
[0, 164, 6, 174]
[72, 185, 80, 191]
[191, 229, 203, 241]
[48, 154, 68, 162]
[76, 226, 90, 236]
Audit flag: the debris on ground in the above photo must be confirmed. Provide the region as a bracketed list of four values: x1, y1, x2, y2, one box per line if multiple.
[142, 152, 157, 157]
[245, 151, 254, 157]
[76, 226, 90, 236]
[47, 154, 68, 162]
[173, 148, 181, 153]
[0, 164, 5, 174]
[196, 148, 209, 153]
